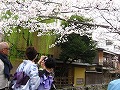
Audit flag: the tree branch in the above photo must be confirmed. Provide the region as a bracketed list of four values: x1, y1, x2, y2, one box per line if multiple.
[37, 15, 112, 28]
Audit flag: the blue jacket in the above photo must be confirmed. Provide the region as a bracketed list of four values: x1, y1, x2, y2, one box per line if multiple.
[108, 79, 120, 90]
[12, 60, 40, 90]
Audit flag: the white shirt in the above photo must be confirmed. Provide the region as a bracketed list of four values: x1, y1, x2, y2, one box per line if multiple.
[0, 59, 8, 89]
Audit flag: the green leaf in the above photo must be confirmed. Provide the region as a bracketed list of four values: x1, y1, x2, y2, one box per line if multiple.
[6, 10, 12, 17]
[36, 17, 42, 22]
[12, 15, 19, 20]
[70, 15, 92, 22]
[39, 19, 55, 24]
[61, 21, 69, 28]
[1, 10, 12, 19]
[1, 15, 8, 19]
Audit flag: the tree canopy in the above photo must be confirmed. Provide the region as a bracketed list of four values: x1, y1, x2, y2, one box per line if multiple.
[58, 33, 97, 64]
[1, 0, 120, 35]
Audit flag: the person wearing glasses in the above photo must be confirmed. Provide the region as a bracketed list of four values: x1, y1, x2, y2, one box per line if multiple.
[0, 42, 13, 90]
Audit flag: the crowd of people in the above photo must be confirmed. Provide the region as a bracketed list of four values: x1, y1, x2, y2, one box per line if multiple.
[0, 42, 56, 90]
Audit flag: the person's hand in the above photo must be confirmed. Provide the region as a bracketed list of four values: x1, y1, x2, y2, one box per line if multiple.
[38, 56, 47, 69]
[38, 56, 46, 64]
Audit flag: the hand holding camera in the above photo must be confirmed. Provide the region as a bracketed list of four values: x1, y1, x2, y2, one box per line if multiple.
[38, 56, 47, 69]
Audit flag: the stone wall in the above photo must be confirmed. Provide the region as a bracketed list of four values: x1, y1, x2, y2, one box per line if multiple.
[57, 84, 108, 90]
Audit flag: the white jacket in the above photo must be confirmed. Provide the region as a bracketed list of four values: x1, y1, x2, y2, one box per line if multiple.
[0, 59, 8, 89]
[12, 60, 40, 90]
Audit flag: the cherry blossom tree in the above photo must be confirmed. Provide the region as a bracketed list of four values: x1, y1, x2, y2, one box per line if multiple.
[0, 0, 120, 47]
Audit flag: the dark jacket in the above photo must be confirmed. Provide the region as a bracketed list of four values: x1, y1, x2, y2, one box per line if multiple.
[0, 53, 13, 80]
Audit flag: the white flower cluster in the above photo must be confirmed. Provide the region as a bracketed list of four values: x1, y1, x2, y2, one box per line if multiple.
[0, 0, 120, 48]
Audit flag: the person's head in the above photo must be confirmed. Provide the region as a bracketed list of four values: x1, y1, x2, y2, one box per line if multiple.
[25, 46, 38, 61]
[0, 42, 10, 55]
[44, 57, 56, 73]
